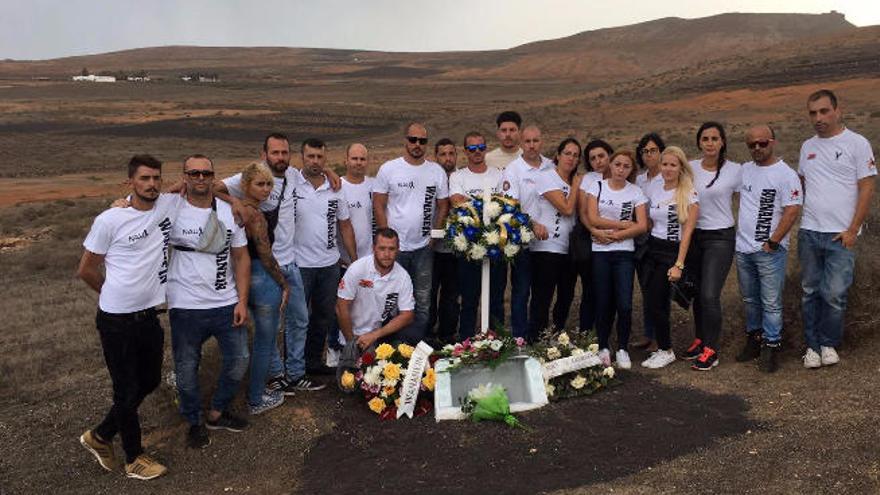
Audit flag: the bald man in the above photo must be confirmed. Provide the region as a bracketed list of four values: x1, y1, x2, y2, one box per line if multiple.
[340, 143, 375, 264]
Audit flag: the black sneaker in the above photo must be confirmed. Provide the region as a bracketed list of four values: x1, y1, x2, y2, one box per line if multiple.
[759, 342, 780, 373]
[691, 346, 719, 371]
[206, 411, 248, 432]
[187, 424, 211, 449]
[682, 338, 703, 360]
[265, 376, 288, 392]
[735, 331, 762, 362]
[283, 376, 327, 393]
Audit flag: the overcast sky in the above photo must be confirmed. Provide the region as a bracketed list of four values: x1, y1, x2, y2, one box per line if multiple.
[2, 0, 878, 60]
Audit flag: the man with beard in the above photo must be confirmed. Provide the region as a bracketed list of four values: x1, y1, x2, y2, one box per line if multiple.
[78, 154, 182, 480]
[797, 89, 876, 368]
[166, 154, 251, 448]
[485, 111, 523, 170]
[500, 125, 552, 339]
[428, 138, 460, 345]
[339, 143, 375, 264]
[373, 122, 450, 343]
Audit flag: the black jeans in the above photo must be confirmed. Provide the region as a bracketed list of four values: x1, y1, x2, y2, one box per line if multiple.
[576, 258, 597, 333]
[93, 309, 164, 463]
[689, 228, 735, 350]
[528, 251, 577, 342]
[429, 251, 459, 345]
[644, 238, 680, 351]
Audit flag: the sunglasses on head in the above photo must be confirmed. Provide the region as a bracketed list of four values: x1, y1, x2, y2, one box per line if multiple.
[406, 136, 429, 145]
[746, 140, 772, 150]
[184, 170, 215, 179]
[465, 144, 487, 152]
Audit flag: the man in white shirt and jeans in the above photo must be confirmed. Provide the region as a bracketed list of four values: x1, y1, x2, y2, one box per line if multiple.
[77, 155, 177, 480]
[373, 123, 450, 343]
[798, 89, 876, 368]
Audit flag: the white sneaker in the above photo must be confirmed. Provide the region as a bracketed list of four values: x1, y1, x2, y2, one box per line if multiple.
[641, 349, 676, 369]
[598, 348, 612, 367]
[615, 349, 632, 370]
[803, 348, 822, 369]
[820, 346, 839, 366]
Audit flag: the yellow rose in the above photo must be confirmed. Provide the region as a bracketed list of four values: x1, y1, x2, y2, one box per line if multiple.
[421, 368, 436, 391]
[383, 386, 396, 397]
[383, 362, 401, 381]
[340, 371, 356, 390]
[395, 397, 401, 408]
[397, 343, 415, 359]
[368, 397, 386, 414]
[375, 343, 395, 360]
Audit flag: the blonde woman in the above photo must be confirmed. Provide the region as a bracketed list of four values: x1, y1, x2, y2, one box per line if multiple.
[641, 146, 699, 369]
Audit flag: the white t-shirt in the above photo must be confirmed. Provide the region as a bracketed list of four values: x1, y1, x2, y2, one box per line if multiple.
[530, 169, 575, 254]
[83, 194, 181, 314]
[449, 166, 504, 199]
[337, 255, 415, 343]
[485, 147, 522, 170]
[293, 171, 351, 268]
[648, 185, 699, 242]
[374, 157, 450, 252]
[636, 171, 663, 198]
[224, 166, 298, 266]
[340, 176, 375, 264]
[587, 179, 647, 252]
[579, 171, 603, 197]
[690, 159, 742, 230]
[798, 128, 877, 233]
[167, 199, 248, 309]
[736, 160, 803, 253]
[500, 155, 555, 219]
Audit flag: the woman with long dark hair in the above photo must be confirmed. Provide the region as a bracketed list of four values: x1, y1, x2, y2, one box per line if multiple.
[685, 122, 742, 370]
[527, 138, 583, 340]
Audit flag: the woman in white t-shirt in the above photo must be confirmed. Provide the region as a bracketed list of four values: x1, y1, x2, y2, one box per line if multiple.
[685, 122, 742, 371]
[641, 146, 699, 369]
[585, 150, 648, 369]
[527, 138, 584, 341]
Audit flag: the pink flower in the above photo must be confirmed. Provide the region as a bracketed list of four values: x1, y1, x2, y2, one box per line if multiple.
[515, 337, 526, 347]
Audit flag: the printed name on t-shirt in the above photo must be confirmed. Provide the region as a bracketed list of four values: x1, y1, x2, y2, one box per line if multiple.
[128, 229, 149, 243]
[421, 186, 437, 236]
[380, 292, 400, 327]
[666, 205, 680, 241]
[327, 199, 339, 249]
[754, 189, 776, 242]
[619, 201, 633, 221]
[397, 181, 415, 189]
[214, 229, 233, 290]
[158, 217, 172, 284]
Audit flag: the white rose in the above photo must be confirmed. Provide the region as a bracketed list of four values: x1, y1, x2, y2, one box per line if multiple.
[483, 230, 500, 245]
[453, 234, 469, 252]
[442, 344, 455, 354]
[571, 348, 585, 356]
[469, 244, 487, 260]
[570, 374, 587, 389]
[382, 376, 399, 387]
[546, 347, 561, 360]
[496, 213, 513, 226]
[485, 201, 502, 220]
[489, 339, 503, 351]
[588, 343, 599, 353]
[545, 382, 556, 396]
[603, 367, 615, 378]
[557, 333, 570, 346]
[503, 244, 520, 257]
[519, 227, 533, 243]
[459, 215, 473, 226]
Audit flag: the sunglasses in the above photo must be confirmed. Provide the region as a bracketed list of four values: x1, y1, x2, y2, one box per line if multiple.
[465, 144, 487, 152]
[184, 170, 215, 179]
[641, 148, 660, 156]
[406, 136, 429, 145]
[746, 140, 772, 150]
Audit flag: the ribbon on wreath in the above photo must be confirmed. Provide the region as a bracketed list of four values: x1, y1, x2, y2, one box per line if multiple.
[396, 341, 434, 419]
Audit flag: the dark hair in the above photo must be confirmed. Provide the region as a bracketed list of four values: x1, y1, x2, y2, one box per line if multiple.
[373, 227, 400, 244]
[496, 111, 522, 128]
[182, 153, 214, 171]
[696, 122, 727, 188]
[609, 150, 639, 183]
[301, 138, 326, 154]
[635, 132, 666, 169]
[462, 131, 485, 147]
[584, 139, 614, 170]
[127, 154, 162, 178]
[553, 138, 581, 182]
[808, 89, 838, 109]
[262, 132, 289, 152]
[434, 137, 454, 154]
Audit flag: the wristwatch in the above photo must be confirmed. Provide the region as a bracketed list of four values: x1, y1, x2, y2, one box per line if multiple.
[766, 240, 780, 251]
[674, 261, 685, 270]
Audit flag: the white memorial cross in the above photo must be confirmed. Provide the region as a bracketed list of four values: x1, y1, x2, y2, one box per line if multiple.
[479, 182, 491, 334]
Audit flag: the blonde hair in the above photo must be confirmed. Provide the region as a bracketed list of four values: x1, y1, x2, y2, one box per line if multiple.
[660, 146, 695, 225]
[241, 161, 274, 194]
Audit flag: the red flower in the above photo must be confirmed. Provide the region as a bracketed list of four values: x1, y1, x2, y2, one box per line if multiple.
[379, 406, 398, 421]
[415, 398, 434, 417]
[359, 279, 374, 288]
[362, 352, 375, 365]
[428, 354, 440, 366]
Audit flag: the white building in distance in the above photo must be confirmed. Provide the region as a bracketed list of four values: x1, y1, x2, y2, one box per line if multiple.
[72, 75, 116, 82]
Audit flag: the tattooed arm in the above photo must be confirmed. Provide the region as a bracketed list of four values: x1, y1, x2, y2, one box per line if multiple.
[243, 208, 290, 309]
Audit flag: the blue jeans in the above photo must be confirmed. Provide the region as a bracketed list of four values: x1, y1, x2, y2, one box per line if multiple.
[457, 258, 506, 340]
[735, 249, 788, 343]
[395, 246, 433, 343]
[247, 260, 284, 405]
[592, 251, 635, 350]
[267, 261, 310, 382]
[300, 264, 341, 369]
[509, 249, 532, 339]
[170, 304, 249, 426]
[798, 229, 856, 351]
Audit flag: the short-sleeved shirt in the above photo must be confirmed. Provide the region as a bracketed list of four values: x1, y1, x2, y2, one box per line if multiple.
[373, 157, 450, 252]
[449, 166, 503, 200]
[736, 160, 803, 253]
[340, 176, 375, 264]
[293, 170, 351, 268]
[500, 155, 555, 219]
[83, 194, 182, 314]
[587, 179, 647, 252]
[337, 255, 414, 343]
[636, 171, 663, 198]
[224, 166, 298, 266]
[690, 159, 742, 230]
[648, 185, 699, 242]
[485, 147, 522, 170]
[579, 171, 604, 198]
[530, 169, 574, 254]
[798, 128, 877, 233]
[167, 199, 248, 309]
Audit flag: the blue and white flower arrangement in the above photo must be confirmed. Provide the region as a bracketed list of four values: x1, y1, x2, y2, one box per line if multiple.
[444, 194, 533, 262]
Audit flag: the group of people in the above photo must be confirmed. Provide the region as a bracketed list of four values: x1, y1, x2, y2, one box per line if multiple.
[76, 89, 874, 480]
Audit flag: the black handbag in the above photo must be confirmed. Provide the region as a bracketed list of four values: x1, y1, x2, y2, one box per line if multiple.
[569, 181, 599, 264]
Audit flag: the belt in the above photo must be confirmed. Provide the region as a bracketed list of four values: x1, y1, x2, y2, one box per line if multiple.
[98, 307, 163, 321]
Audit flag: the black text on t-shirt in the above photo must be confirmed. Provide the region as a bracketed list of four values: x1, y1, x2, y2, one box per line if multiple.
[666, 205, 680, 241]
[754, 189, 776, 243]
[327, 199, 339, 249]
[381, 292, 400, 327]
[421, 186, 437, 236]
[158, 217, 172, 283]
[214, 229, 232, 290]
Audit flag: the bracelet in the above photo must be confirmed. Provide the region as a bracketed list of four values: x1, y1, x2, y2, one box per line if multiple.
[674, 261, 685, 270]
